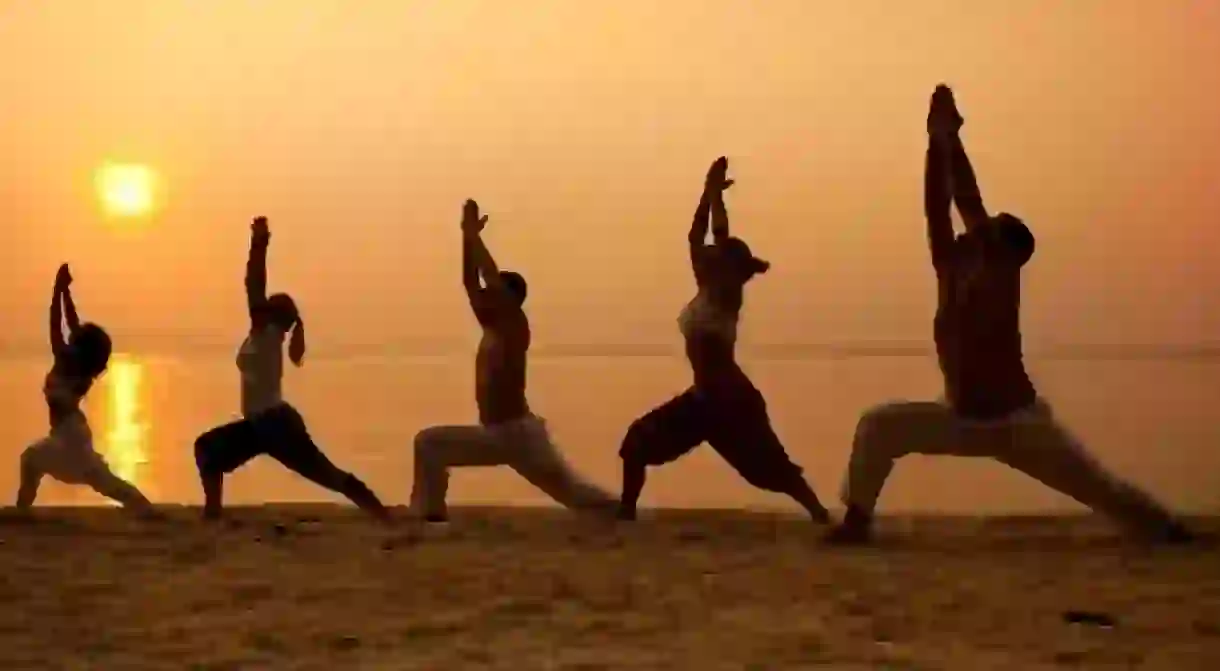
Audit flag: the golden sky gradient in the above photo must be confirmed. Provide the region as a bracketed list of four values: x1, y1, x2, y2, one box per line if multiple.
[2, 1, 1217, 350]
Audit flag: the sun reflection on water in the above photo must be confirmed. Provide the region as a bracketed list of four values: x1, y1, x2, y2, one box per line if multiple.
[103, 355, 150, 498]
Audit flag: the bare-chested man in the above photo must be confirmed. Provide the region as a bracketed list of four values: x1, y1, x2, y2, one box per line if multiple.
[408, 199, 617, 522]
[826, 85, 1195, 544]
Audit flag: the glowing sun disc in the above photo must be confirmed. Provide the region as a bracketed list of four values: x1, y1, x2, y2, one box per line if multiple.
[96, 163, 156, 217]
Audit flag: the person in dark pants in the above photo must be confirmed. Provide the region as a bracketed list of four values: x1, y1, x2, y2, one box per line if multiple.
[193, 216, 390, 522]
[616, 157, 831, 523]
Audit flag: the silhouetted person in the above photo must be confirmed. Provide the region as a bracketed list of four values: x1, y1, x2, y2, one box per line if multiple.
[409, 199, 616, 523]
[617, 158, 831, 523]
[17, 264, 160, 515]
[192, 217, 389, 522]
[826, 86, 1195, 544]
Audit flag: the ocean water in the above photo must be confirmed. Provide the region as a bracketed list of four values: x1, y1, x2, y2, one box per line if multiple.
[2, 350, 1218, 513]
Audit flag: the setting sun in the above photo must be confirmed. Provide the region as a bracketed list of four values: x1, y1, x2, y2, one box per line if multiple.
[96, 162, 156, 218]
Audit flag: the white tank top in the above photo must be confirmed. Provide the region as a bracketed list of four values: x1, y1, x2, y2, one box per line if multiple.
[237, 327, 284, 418]
[678, 292, 738, 345]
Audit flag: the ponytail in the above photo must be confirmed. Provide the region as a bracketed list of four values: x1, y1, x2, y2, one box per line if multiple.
[288, 317, 306, 367]
[266, 292, 305, 366]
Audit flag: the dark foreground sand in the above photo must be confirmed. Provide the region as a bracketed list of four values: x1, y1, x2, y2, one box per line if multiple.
[0, 507, 1216, 670]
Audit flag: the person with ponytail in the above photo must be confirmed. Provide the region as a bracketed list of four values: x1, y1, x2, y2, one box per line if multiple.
[192, 216, 390, 522]
[615, 157, 831, 523]
[17, 264, 160, 515]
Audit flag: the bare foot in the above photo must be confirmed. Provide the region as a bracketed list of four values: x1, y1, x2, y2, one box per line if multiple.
[615, 504, 638, 522]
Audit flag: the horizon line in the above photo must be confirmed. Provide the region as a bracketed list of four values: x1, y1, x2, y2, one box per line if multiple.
[1, 339, 1219, 362]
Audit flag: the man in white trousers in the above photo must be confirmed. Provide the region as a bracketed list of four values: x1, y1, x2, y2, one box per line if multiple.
[409, 199, 617, 523]
[826, 85, 1195, 545]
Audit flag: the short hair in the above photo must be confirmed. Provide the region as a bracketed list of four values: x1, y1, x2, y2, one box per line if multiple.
[499, 271, 528, 305]
[994, 213, 1035, 266]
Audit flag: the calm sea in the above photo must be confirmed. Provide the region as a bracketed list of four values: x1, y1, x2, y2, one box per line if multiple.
[2, 348, 1218, 513]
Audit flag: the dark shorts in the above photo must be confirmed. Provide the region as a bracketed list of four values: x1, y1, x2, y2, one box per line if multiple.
[194, 403, 337, 477]
[618, 384, 805, 493]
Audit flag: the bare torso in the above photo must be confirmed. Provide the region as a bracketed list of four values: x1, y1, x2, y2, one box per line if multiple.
[934, 246, 1036, 419]
[476, 309, 531, 426]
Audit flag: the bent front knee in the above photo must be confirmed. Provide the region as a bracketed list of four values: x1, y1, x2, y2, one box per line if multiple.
[618, 419, 652, 465]
[19, 445, 40, 474]
[193, 433, 221, 475]
[850, 403, 910, 457]
[413, 427, 447, 463]
[854, 401, 918, 438]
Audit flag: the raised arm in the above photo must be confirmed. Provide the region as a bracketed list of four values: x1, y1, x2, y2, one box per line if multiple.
[61, 284, 81, 336]
[49, 277, 66, 359]
[705, 156, 732, 244]
[246, 217, 270, 329]
[462, 232, 491, 323]
[466, 231, 503, 291]
[49, 263, 79, 359]
[461, 199, 506, 322]
[933, 87, 989, 230]
[462, 234, 482, 292]
[925, 134, 955, 271]
[710, 188, 730, 242]
[942, 132, 990, 230]
[689, 156, 733, 277]
[687, 187, 713, 270]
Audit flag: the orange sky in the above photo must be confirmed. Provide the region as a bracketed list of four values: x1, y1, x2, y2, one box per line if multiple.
[2, 1, 1217, 351]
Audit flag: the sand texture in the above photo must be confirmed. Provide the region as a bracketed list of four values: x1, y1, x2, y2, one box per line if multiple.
[0, 507, 1216, 670]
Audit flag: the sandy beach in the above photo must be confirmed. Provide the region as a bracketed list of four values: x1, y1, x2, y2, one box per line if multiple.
[0, 507, 1215, 670]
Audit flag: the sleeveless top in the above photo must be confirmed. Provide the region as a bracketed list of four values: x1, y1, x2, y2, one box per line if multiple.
[44, 368, 89, 431]
[678, 293, 738, 345]
[237, 326, 284, 418]
[679, 292, 762, 404]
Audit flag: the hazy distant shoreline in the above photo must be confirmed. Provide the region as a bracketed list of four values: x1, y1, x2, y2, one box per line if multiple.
[1, 340, 1218, 361]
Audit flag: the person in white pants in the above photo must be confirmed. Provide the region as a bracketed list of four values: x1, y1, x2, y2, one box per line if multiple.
[410, 199, 617, 522]
[17, 264, 160, 516]
[826, 86, 1194, 544]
